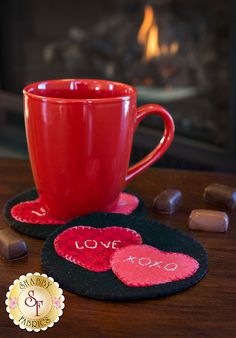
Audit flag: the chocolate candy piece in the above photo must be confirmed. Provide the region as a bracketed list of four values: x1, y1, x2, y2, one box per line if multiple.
[153, 189, 182, 214]
[188, 209, 228, 232]
[204, 183, 236, 210]
[0, 227, 27, 260]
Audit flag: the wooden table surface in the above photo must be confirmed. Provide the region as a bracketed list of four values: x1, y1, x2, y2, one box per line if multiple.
[0, 159, 236, 338]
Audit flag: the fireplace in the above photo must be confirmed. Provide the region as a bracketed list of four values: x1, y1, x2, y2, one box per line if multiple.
[0, 0, 235, 171]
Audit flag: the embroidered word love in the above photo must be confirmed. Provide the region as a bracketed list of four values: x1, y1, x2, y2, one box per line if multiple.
[54, 226, 142, 272]
[75, 240, 121, 250]
[123, 255, 178, 271]
[110, 244, 199, 287]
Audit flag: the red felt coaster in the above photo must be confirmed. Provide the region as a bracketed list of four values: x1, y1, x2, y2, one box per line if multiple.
[110, 244, 199, 287]
[54, 226, 143, 272]
[10, 193, 140, 225]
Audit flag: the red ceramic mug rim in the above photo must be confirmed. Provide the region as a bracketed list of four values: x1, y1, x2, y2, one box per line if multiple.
[23, 79, 137, 104]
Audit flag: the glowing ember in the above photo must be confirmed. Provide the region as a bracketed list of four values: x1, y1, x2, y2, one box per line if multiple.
[169, 41, 179, 55]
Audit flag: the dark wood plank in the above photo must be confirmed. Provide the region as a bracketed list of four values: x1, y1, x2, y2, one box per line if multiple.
[0, 159, 236, 338]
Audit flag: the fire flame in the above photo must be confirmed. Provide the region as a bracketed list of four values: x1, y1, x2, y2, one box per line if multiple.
[137, 5, 179, 61]
[137, 5, 154, 45]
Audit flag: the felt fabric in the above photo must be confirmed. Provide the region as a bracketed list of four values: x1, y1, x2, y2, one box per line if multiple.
[3, 188, 146, 239]
[110, 244, 199, 287]
[54, 226, 142, 272]
[106, 193, 140, 215]
[41, 213, 208, 301]
[11, 198, 65, 225]
[3, 189, 58, 239]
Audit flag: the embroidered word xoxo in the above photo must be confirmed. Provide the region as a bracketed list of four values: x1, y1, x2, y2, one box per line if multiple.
[123, 255, 178, 271]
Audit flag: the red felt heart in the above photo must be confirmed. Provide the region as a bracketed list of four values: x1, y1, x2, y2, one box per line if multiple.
[110, 244, 199, 287]
[11, 199, 66, 225]
[10, 193, 139, 225]
[54, 226, 142, 272]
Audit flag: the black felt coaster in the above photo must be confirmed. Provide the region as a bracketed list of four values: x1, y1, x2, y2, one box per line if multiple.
[41, 213, 208, 301]
[3, 188, 146, 239]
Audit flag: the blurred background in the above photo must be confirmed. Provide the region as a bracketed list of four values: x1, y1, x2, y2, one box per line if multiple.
[0, 0, 235, 171]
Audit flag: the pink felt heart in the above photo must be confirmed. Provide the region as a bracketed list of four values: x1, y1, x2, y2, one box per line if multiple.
[105, 193, 139, 215]
[54, 226, 142, 272]
[110, 244, 199, 287]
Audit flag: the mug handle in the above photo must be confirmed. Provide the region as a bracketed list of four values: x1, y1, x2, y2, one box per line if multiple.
[126, 104, 175, 184]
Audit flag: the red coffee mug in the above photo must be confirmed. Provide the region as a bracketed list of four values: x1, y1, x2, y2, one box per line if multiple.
[23, 79, 174, 219]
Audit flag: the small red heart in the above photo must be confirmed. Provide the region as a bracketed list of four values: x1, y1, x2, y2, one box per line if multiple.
[54, 226, 142, 272]
[110, 244, 199, 287]
[11, 199, 66, 224]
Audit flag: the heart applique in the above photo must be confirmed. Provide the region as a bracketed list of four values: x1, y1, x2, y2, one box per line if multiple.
[106, 193, 139, 215]
[11, 199, 66, 225]
[10, 193, 140, 225]
[54, 226, 142, 272]
[110, 244, 199, 287]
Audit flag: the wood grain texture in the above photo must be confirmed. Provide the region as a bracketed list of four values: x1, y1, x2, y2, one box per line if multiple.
[0, 159, 236, 338]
